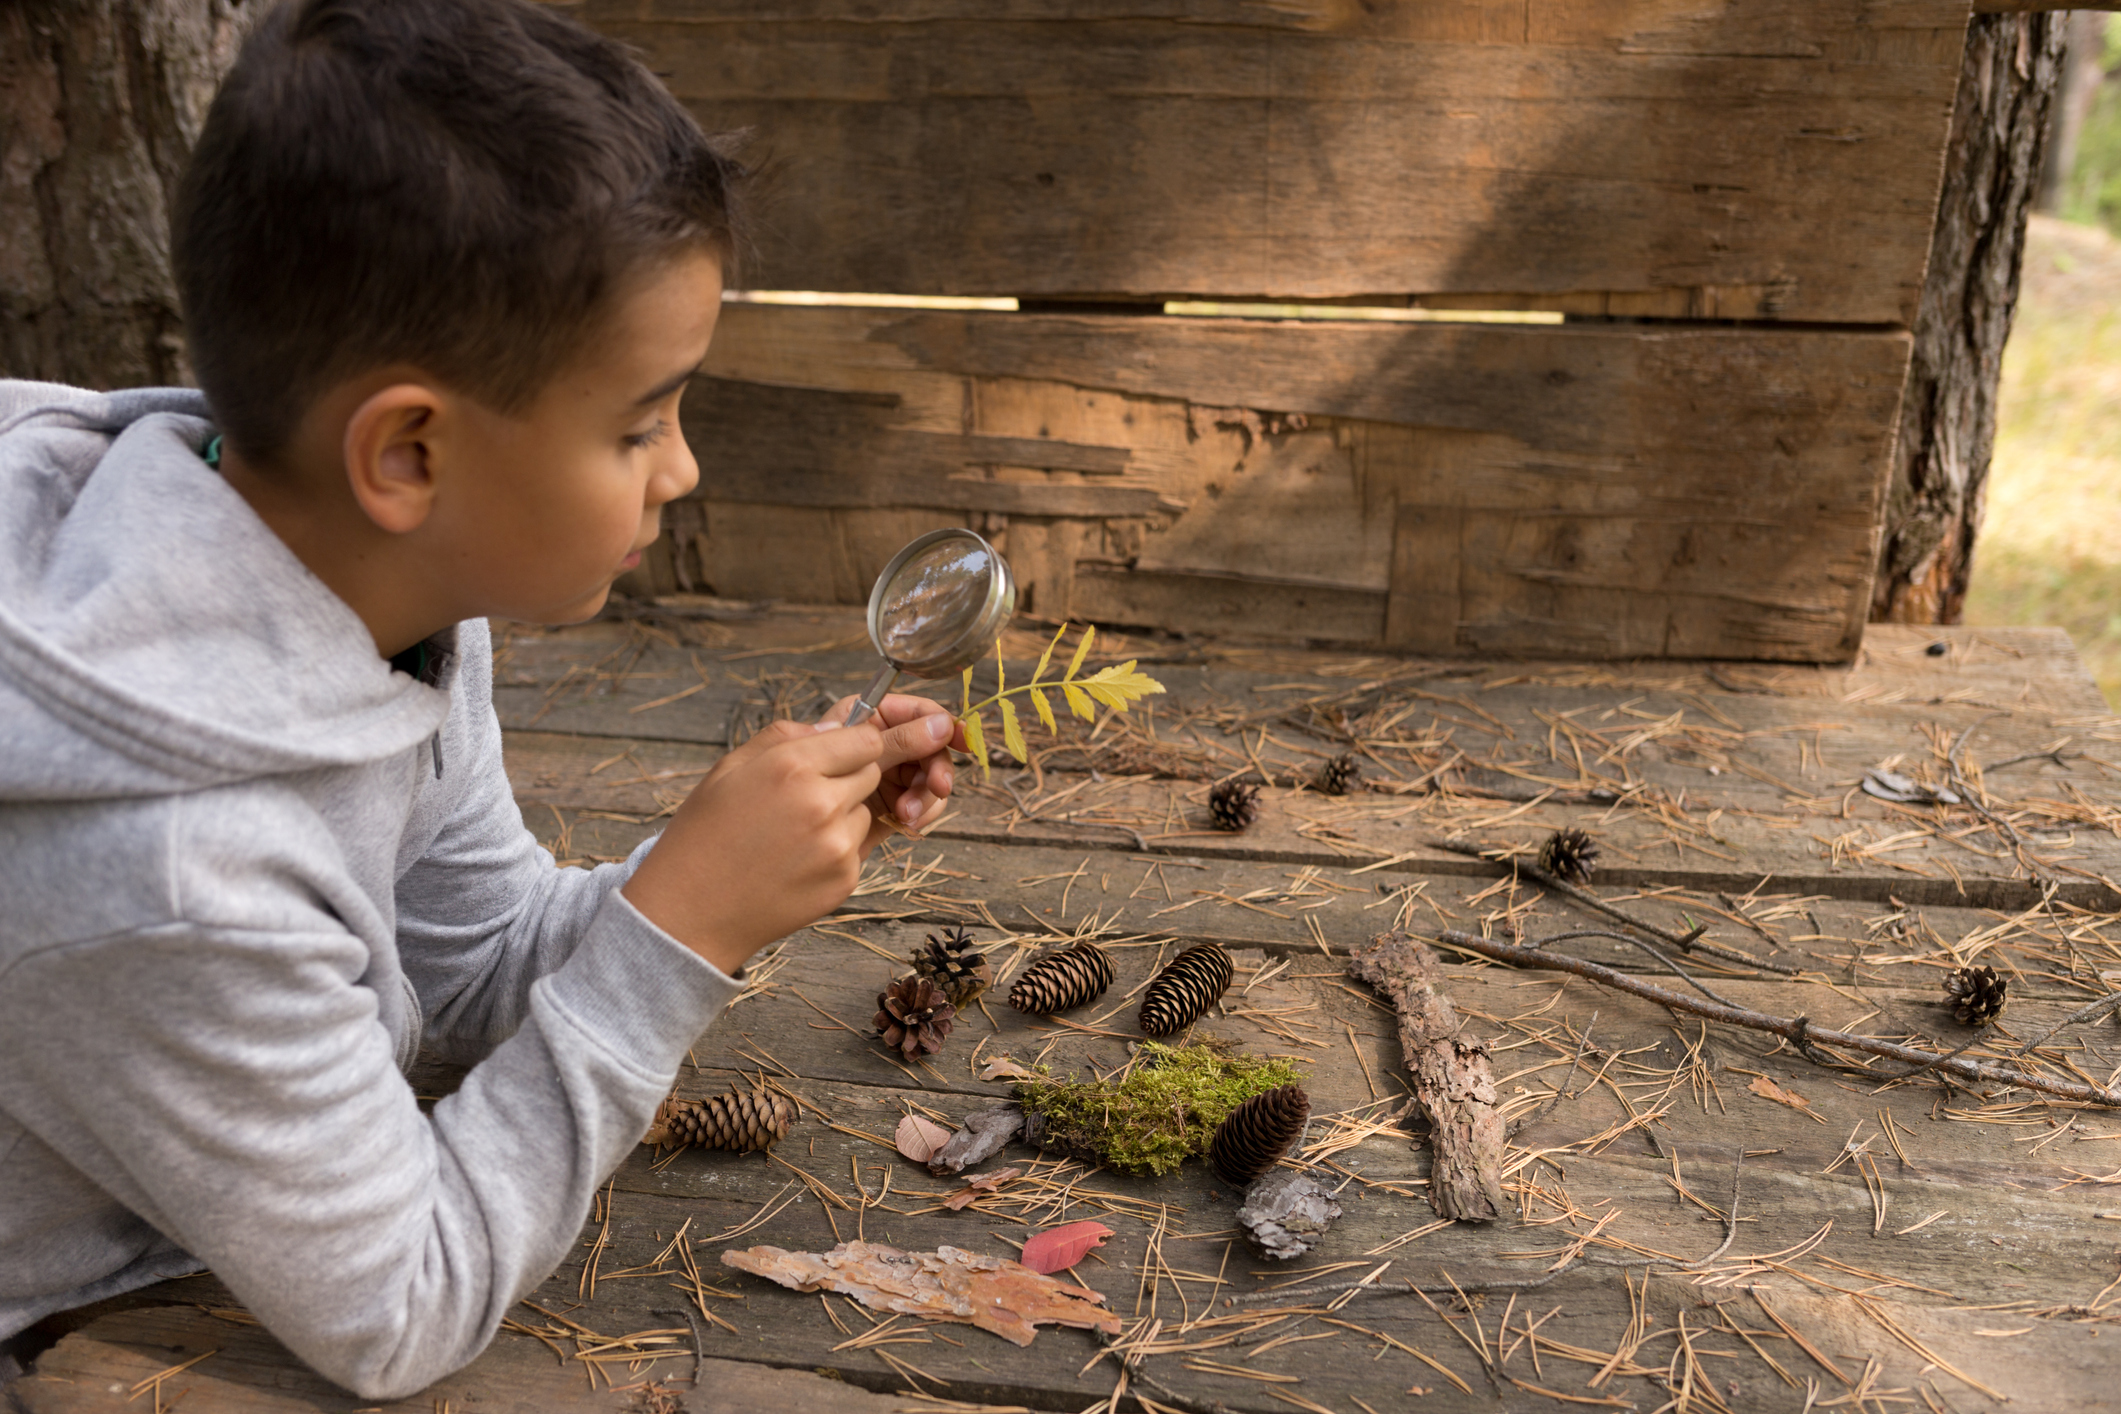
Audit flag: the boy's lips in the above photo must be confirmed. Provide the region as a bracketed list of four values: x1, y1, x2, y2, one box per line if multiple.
[620, 549, 644, 570]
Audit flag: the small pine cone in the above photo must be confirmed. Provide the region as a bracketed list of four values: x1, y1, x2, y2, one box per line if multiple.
[642, 1089, 794, 1153]
[1944, 965, 2007, 1025]
[1210, 779, 1262, 832]
[875, 974, 958, 1060]
[1315, 753, 1362, 797]
[1210, 1085, 1312, 1188]
[1537, 828, 1599, 886]
[1138, 943, 1235, 1036]
[1007, 941, 1115, 1015]
[911, 925, 994, 1007]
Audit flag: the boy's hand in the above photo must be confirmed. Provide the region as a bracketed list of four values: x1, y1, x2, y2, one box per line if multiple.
[619, 702, 961, 976]
[823, 692, 967, 844]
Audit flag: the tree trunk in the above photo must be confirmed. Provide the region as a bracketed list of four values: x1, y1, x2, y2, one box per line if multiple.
[2038, 12, 2109, 212]
[0, 0, 261, 392]
[1871, 13, 2068, 626]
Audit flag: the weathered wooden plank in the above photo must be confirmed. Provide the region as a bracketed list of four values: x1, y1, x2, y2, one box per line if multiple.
[579, 1, 1965, 323]
[689, 304, 1911, 659]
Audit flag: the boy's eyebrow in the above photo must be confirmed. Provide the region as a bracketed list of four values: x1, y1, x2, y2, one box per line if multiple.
[634, 360, 705, 407]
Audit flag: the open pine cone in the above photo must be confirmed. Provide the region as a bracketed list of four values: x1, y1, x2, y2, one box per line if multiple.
[642, 1088, 794, 1153]
[911, 925, 993, 1007]
[1944, 965, 2007, 1025]
[1315, 752, 1362, 796]
[876, 974, 958, 1060]
[1537, 827, 1599, 885]
[1210, 779, 1262, 832]
[1210, 1084, 1312, 1188]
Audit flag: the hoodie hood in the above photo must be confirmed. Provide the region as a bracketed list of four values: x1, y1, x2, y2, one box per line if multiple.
[0, 381, 451, 800]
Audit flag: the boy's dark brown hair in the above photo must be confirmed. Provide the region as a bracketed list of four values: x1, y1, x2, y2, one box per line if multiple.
[173, 0, 744, 464]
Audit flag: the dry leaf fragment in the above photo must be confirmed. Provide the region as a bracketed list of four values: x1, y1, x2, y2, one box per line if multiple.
[1748, 1074, 1813, 1114]
[980, 1056, 1037, 1081]
[721, 1240, 1120, 1346]
[895, 1114, 954, 1164]
[944, 1167, 1022, 1211]
[1019, 1221, 1114, 1274]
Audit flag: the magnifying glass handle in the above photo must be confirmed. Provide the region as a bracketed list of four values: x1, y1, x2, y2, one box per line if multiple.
[844, 663, 900, 728]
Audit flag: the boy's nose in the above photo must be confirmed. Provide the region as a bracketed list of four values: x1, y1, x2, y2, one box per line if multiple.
[653, 433, 701, 506]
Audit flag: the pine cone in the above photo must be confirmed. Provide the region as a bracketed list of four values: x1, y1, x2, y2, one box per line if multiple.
[1007, 941, 1115, 1015]
[911, 925, 994, 1007]
[1210, 1084, 1312, 1188]
[1315, 753, 1362, 796]
[875, 974, 958, 1060]
[1210, 779, 1262, 832]
[642, 1089, 794, 1153]
[1945, 965, 2007, 1025]
[1537, 828, 1599, 885]
[1138, 943, 1235, 1036]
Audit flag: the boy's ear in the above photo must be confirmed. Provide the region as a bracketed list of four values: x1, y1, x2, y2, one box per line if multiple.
[342, 383, 445, 534]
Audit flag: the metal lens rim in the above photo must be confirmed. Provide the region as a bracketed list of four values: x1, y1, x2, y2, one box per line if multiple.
[865, 527, 1015, 678]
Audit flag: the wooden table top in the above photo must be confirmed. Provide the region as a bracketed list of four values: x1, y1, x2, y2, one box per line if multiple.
[17, 610, 2121, 1414]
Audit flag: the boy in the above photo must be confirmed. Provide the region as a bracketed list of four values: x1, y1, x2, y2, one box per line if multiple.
[0, 0, 961, 1398]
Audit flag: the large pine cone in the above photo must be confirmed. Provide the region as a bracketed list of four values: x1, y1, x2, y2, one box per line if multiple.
[1139, 943, 1235, 1036]
[1007, 941, 1115, 1015]
[1209, 779, 1262, 832]
[1945, 965, 2007, 1025]
[911, 925, 994, 1007]
[642, 1089, 794, 1153]
[1315, 753, 1362, 797]
[876, 974, 957, 1060]
[1537, 827, 1599, 885]
[1210, 1085, 1312, 1188]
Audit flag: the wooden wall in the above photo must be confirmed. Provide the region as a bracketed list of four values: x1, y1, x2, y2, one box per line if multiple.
[594, 0, 1971, 661]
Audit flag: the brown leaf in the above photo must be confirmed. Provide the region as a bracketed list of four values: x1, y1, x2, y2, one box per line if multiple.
[980, 1055, 1038, 1081]
[895, 1114, 954, 1164]
[721, 1240, 1121, 1346]
[943, 1167, 1022, 1210]
[1748, 1074, 1813, 1113]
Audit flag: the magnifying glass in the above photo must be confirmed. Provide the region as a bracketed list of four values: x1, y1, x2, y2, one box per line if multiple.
[844, 528, 1018, 728]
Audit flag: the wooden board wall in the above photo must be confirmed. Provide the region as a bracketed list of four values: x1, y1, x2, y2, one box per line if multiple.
[592, 1, 1969, 662]
[586, 0, 1968, 321]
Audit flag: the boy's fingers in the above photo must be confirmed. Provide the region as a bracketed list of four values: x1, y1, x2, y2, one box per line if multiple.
[874, 711, 958, 772]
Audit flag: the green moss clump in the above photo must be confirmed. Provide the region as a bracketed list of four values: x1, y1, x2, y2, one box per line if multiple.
[1014, 1041, 1305, 1177]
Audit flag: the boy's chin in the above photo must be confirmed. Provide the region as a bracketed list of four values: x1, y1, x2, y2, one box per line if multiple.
[522, 583, 618, 627]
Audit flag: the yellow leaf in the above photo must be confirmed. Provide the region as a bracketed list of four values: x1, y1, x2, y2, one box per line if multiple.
[1062, 683, 1097, 721]
[1033, 623, 1067, 683]
[998, 698, 1028, 762]
[961, 665, 973, 715]
[1063, 624, 1096, 682]
[1083, 682, 1130, 713]
[1030, 687, 1056, 733]
[995, 641, 1005, 697]
[961, 712, 990, 779]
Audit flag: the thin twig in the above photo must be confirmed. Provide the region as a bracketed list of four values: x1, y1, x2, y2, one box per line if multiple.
[1525, 929, 1738, 1008]
[1438, 930, 2121, 1107]
[1427, 840, 1801, 976]
[2012, 991, 2121, 1057]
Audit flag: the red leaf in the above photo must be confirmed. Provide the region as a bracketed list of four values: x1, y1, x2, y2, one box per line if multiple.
[1019, 1220, 1114, 1274]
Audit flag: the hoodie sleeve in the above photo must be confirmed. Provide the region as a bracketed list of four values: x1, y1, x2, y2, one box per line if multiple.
[391, 618, 706, 1059]
[0, 800, 741, 1401]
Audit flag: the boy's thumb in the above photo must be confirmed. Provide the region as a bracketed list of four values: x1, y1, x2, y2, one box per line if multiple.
[875, 711, 955, 767]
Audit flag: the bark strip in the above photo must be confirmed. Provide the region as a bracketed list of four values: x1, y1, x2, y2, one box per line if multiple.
[1346, 931, 1506, 1222]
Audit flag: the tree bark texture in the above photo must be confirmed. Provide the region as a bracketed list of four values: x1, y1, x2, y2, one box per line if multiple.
[1345, 932, 1507, 1224]
[1871, 13, 2067, 626]
[0, 0, 261, 391]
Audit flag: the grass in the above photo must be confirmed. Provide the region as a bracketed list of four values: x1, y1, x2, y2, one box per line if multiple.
[1963, 215, 2121, 708]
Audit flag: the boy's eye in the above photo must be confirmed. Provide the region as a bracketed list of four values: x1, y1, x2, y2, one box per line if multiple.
[624, 419, 670, 451]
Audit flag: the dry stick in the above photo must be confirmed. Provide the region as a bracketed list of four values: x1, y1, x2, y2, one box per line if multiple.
[1426, 840, 1802, 976]
[1527, 929, 1739, 1009]
[1225, 1151, 1747, 1310]
[2012, 990, 2121, 1057]
[1437, 930, 2121, 1107]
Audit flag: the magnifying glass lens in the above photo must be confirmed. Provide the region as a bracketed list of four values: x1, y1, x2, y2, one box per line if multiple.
[877, 539, 993, 663]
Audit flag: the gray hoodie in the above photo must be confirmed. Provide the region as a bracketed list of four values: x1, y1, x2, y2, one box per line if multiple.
[0, 382, 742, 1398]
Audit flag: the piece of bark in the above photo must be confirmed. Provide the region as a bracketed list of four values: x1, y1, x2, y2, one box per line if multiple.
[721, 1240, 1120, 1346]
[1346, 932, 1507, 1222]
[927, 1103, 1023, 1176]
[1236, 1169, 1341, 1261]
